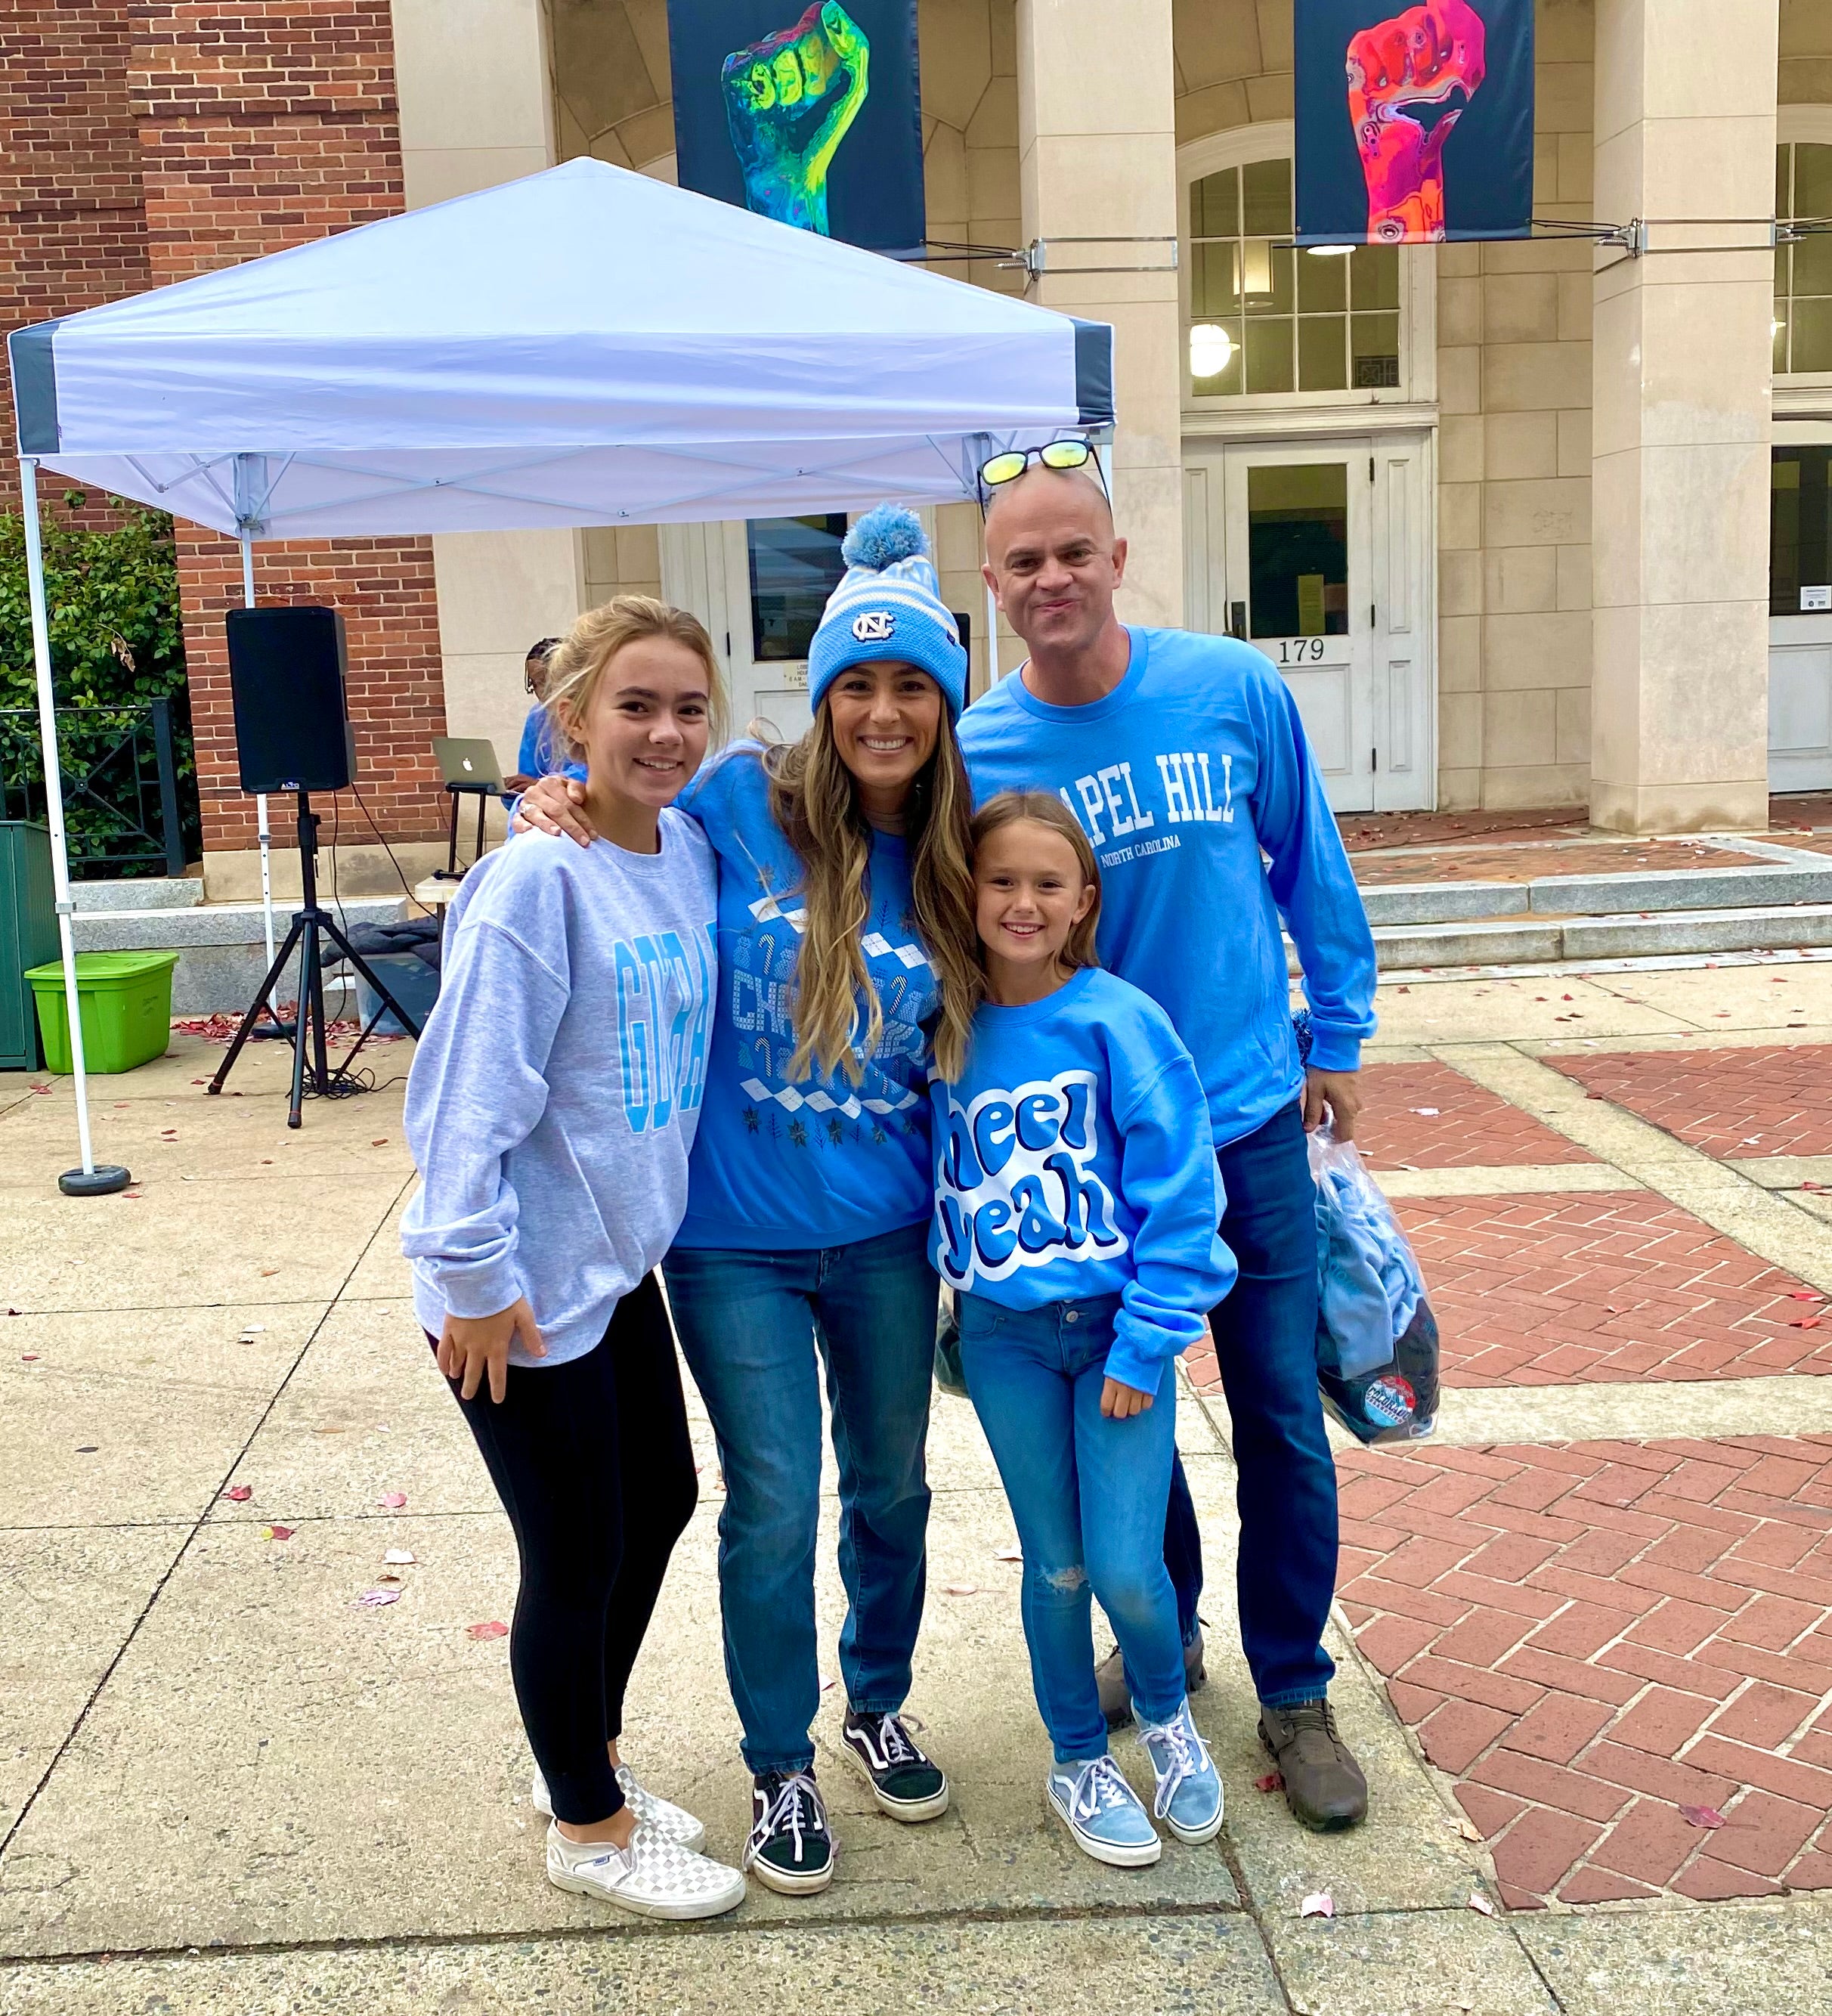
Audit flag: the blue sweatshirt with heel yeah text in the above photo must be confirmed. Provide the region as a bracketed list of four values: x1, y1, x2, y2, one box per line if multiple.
[931, 967, 1236, 1392]
[957, 628, 1377, 1148]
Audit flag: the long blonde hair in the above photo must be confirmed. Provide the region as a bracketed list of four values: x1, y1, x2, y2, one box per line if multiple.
[968, 791, 1103, 972]
[543, 595, 728, 756]
[765, 702, 979, 1085]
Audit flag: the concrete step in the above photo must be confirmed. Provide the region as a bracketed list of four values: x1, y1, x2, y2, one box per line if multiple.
[1352, 900, 1832, 972]
[1358, 859, 1832, 927]
[74, 897, 409, 1013]
[69, 876, 203, 912]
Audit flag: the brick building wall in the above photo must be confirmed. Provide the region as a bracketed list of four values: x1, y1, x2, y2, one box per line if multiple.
[4, 3, 449, 859]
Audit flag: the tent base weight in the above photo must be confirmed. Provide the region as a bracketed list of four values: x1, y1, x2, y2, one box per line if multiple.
[60, 1164, 132, 1197]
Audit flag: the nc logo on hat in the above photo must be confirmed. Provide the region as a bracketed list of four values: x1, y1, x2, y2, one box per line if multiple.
[851, 610, 896, 643]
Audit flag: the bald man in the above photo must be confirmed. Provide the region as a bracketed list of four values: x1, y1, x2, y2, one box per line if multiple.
[957, 461, 1378, 1832]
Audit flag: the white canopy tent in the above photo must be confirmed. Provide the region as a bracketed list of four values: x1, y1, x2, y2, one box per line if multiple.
[8, 157, 1113, 1191]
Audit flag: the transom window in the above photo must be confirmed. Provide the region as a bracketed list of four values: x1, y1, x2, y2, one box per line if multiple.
[1776, 141, 1832, 376]
[1186, 156, 1400, 398]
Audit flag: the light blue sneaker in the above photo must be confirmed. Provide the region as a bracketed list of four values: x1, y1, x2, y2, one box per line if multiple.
[1136, 1698, 1224, 1844]
[1045, 1754, 1162, 1867]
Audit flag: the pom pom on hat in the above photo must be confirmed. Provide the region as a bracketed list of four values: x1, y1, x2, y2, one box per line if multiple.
[841, 504, 928, 571]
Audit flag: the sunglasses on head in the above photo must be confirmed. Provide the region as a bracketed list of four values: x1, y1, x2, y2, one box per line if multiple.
[977, 437, 1107, 502]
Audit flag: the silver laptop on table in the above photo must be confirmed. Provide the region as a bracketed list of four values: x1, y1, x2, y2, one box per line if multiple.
[432, 736, 506, 791]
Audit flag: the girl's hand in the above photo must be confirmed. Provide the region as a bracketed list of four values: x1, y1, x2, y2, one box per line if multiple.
[438, 1299, 545, 1404]
[513, 774, 595, 848]
[1100, 1375, 1154, 1420]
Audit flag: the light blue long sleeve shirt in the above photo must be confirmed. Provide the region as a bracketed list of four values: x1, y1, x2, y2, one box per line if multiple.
[401, 816, 718, 1365]
[957, 627, 1378, 1149]
[931, 967, 1236, 1392]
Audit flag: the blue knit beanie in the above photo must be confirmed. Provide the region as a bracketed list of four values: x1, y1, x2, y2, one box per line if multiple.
[806, 506, 967, 721]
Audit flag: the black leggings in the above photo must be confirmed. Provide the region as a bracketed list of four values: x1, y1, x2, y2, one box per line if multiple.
[436, 1273, 698, 1824]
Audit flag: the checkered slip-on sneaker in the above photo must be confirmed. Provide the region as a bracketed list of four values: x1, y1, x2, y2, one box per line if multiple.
[545, 1819, 745, 1920]
[531, 1763, 706, 1850]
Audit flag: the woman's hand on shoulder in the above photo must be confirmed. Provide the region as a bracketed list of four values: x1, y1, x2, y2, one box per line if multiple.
[512, 775, 594, 847]
[1100, 1374, 1154, 1420]
[437, 1298, 546, 1403]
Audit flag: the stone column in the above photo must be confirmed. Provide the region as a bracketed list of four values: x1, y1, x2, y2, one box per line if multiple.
[391, 0, 584, 773]
[1014, 0, 1183, 627]
[1589, 0, 1778, 833]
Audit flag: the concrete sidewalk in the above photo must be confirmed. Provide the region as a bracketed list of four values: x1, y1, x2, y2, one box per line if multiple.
[3, 995, 1831, 2012]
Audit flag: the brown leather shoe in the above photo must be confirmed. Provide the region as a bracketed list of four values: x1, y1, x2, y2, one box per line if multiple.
[1096, 1626, 1207, 1730]
[1258, 1699, 1368, 1831]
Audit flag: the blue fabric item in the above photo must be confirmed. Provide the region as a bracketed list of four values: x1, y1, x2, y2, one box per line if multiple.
[1311, 1135, 1425, 1380]
[956, 1290, 1185, 1764]
[662, 1224, 937, 1775]
[930, 966, 1236, 1395]
[956, 628, 1378, 1148]
[671, 744, 939, 1252]
[400, 818, 717, 1365]
[806, 506, 967, 720]
[505, 705, 585, 808]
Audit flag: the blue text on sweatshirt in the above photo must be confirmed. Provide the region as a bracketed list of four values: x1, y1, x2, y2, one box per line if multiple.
[672, 745, 938, 1251]
[401, 816, 717, 1365]
[932, 967, 1236, 1390]
[956, 628, 1377, 1148]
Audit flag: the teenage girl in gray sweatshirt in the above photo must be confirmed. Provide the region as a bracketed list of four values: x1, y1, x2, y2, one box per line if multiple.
[401, 596, 743, 1921]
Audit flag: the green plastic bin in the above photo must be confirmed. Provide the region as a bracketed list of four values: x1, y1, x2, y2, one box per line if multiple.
[25, 951, 180, 1076]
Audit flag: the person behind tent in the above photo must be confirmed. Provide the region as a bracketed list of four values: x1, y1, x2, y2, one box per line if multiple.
[930, 789, 1234, 1869]
[502, 636, 583, 801]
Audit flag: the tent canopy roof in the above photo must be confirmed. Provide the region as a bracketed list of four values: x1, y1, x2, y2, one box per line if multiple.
[10, 158, 1112, 538]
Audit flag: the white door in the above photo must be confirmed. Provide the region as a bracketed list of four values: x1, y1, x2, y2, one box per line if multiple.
[1769, 447, 1832, 792]
[1184, 432, 1434, 813]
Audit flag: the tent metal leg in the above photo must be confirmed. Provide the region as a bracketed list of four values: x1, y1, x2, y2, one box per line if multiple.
[984, 578, 1001, 685]
[18, 457, 131, 1197]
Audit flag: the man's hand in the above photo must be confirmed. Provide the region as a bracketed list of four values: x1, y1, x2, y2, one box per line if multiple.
[1304, 1067, 1363, 1141]
[437, 1297, 545, 1404]
[1100, 1375, 1154, 1420]
[513, 773, 595, 847]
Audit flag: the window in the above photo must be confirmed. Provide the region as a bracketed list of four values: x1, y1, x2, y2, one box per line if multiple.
[746, 516, 849, 661]
[1776, 142, 1832, 376]
[1772, 448, 1832, 615]
[1186, 156, 1400, 398]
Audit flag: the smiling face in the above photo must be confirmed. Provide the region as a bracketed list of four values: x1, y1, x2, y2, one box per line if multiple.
[555, 635, 712, 816]
[973, 817, 1095, 981]
[823, 661, 942, 805]
[982, 466, 1128, 658]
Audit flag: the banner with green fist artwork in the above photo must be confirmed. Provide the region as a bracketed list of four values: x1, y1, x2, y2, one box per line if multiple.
[667, 0, 926, 256]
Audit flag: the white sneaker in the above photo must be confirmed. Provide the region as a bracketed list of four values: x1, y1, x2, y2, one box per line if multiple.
[531, 1763, 706, 1850]
[546, 1819, 745, 1920]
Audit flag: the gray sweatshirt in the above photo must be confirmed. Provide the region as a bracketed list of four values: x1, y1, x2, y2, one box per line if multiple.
[401, 814, 717, 1366]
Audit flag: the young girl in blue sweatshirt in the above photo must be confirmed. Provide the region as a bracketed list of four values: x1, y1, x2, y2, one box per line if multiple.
[931, 791, 1236, 1867]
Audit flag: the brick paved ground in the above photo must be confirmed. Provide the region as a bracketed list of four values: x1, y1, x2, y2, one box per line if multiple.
[1548, 1045, 1832, 1159]
[1337, 1436, 1832, 1909]
[1771, 793, 1832, 831]
[1354, 1062, 1599, 1169]
[1339, 807, 1594, 850]
[1394, 1191, 1832, 1385]
[1350, 839, 1764, 888]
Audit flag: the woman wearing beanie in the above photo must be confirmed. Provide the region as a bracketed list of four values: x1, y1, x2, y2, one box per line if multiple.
[517, 507, 977, 1896]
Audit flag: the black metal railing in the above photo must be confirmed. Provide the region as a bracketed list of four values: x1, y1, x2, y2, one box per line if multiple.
[0, 698, 197, 878]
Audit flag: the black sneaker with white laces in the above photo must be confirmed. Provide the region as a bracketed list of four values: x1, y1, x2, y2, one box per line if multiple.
[744, 1768, 835, 1894]
[840, 1709, 951, 1822]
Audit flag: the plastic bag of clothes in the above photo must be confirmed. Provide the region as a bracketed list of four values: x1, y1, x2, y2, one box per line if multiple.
[1307, 1124, 1440, 1444]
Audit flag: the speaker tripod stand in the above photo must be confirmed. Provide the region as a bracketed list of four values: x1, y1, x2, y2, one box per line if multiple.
[209, 791, 426, 1128]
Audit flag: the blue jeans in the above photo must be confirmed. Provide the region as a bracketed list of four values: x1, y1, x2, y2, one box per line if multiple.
[958, 1290, 1185, 1765]
[1159, 1098, 1338, 1708]
[663, 1223, 936, 1776]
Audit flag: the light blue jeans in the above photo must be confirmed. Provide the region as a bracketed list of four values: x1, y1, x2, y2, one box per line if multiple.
[663, 1222, 937, 1776]
[956, 1289, 1185, 1764]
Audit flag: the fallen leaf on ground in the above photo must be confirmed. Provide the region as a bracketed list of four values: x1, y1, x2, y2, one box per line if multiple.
[1792, 1318, 1821, 1330]
[994, 1544, 1023, 1562]
[1679, 1803, 1726, 1829]
[819, 1675, 837, 1692]
[467, 1620, 509, 1640]
[1467, 1892, 1496, 1916]
[942, 1583, 979, 1596]
[1299, 1891, 1333, 1918]
[1254, 1770, 1283, 1792]
[259, 1266, 280, 1277]
[224, 1485, 252, 1502]
[383, 1547, 415, 1565]
[1789, 1291, 1822, 1300]
[354, 1587, 401, 1608]
[378, 1492, 407, 1509]
[371, 1138, 389, 1147]
[262, 1525, 293, 1541]
[20, 1353, 39, 1362]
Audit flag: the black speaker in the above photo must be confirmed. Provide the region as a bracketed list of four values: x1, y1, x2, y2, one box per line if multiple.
[225, 605, 356, 794]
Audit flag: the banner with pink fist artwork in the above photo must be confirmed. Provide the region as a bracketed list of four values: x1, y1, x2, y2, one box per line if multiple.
[1295, 0, 1534, 245]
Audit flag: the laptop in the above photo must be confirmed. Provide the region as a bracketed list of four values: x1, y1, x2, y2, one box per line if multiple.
[432, 735, 505, 791]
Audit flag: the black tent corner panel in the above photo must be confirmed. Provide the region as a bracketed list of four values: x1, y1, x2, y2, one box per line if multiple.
[8, 322, 62, 454]
[1072, 318, 1114, 429]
